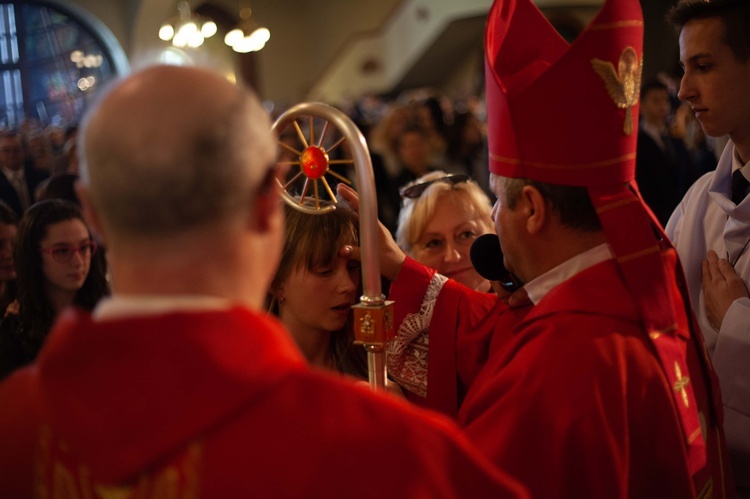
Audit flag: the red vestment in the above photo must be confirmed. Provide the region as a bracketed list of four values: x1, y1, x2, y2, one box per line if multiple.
[0, 306, 527, 498]
[389, 257, 731, 498]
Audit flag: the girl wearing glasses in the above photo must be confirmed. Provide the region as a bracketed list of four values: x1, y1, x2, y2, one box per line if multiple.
[267, 201, 367, 378]
[397, 171, 495, 293]
[0, 199, 109, 380]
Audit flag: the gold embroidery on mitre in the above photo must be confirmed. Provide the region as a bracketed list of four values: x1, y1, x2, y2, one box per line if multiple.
[591, 46, 643, 135]
[589, 20, 644, 31]
[673, 361, 691, 408]
[488, 152, 635, 170]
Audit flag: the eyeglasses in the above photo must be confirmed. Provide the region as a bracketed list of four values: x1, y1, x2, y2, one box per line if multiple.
[399, 173, 471, 199]
[40, 241, 98, 263]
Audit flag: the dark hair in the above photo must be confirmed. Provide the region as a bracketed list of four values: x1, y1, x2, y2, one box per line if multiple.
[502, 178, 602, 233]
[0, 200, 17, 226]
[640, 78, 669, 100]
[14, 199, 109, 349]
[420, 97, 447, 132]
[269, 201, 367, 378]
[446, 112, 484, 163]
[36, 173, 80, 205]
[667, 0, 750, 61]
[395, 125, 426, 150]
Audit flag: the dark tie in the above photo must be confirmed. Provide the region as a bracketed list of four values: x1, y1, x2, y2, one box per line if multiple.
[732, 169, 750, 205]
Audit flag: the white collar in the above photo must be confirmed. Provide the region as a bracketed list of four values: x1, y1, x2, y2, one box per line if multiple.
[1, 166, 24, 181]
[524, 243, 613, 305]
[640, 121, 667, 148]
[92, 295, 233, 321]
[733, 148, 750, 182]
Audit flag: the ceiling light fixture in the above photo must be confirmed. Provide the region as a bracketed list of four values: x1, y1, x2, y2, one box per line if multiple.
[224, 6, 270, 53]
[159, 1, 217, 49]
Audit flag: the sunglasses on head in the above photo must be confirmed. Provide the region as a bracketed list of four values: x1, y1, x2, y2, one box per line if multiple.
[399, 174, 471, 199]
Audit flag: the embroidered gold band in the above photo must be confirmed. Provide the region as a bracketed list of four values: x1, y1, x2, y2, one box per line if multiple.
[589, 20, 644, 31]
[489, 152, 635, 170]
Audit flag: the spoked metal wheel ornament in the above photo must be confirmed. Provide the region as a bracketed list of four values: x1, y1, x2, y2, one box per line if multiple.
[271, 102, 395, 390]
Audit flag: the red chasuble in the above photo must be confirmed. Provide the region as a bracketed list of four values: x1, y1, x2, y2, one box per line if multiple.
[389, 257, 731, 498]
[0, 307, 527, 498]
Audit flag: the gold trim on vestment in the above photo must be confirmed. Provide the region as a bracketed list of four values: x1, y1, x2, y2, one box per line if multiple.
[615, 245, 659, 264]
[595, 197, 639, 214]
[648, 324, 677, 340]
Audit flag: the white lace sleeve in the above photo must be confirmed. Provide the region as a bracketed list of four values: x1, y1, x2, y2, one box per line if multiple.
[386, 273, 448, 397]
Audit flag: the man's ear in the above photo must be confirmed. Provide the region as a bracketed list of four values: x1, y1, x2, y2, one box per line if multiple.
[74, 181, 107, 245]
[521, 185, 547, 235]
[252, 166, 285, 233]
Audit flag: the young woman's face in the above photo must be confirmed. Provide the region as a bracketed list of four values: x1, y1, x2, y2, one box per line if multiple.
[279, 254, 360, 337]
[39, 218, 92, 294]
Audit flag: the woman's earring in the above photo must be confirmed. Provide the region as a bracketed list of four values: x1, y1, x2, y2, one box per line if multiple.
[278, 294, 286, 305]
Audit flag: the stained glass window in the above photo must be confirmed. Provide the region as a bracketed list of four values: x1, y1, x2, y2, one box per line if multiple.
[0, 1, 118, 129]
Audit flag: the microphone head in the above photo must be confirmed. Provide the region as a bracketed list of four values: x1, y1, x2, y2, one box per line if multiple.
[470, 233, 521, 291]
[470, 233, 505, 281]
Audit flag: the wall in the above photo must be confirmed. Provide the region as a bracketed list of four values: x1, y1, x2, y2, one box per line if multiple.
[58, 0, 680, 105]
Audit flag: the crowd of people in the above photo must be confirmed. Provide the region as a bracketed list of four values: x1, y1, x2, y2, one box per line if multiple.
[0, 0, 748, 497]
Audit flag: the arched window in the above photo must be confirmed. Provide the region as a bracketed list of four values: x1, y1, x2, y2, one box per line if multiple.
[0, 1, 125, 129]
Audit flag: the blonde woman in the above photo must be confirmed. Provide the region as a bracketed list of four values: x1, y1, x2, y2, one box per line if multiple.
[397, 171, 494, 292]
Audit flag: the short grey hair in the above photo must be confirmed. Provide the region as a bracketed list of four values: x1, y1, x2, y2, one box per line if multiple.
[78, 68, 276, 238]
[492, 173, 602, 233]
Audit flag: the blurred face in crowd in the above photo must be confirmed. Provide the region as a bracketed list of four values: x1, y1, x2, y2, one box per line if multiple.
[0, 222, 16, 283]
[0, 136, 24, 171]
[40, 218, 93, 295]
[411, 190, 490, 292]
[641, 88, 671, 127]
[397, 130, 429, 175]
[678, 17, 750, 146]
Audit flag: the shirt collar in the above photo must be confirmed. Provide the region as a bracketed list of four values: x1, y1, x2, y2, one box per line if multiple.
[733, 148, 750, 182]
[93, 295, 233, 321]
[524, 243, 613, 305]
[1, 165, 24, 181]
[640, 120, 666, 148]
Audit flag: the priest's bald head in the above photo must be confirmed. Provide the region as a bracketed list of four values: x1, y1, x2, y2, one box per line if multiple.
[76, 65, 283, 308]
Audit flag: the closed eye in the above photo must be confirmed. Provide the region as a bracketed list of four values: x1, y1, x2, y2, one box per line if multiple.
[347, 261, 360, 272]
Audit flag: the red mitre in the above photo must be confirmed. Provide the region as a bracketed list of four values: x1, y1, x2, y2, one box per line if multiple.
[485, 0, 641, 184]
[485, 0, 725, 486]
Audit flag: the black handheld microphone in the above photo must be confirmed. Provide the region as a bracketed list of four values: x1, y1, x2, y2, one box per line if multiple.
[470, 234, 523, 292]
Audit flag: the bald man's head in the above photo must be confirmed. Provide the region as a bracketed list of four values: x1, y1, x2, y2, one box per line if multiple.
[79, 65, 276, 239]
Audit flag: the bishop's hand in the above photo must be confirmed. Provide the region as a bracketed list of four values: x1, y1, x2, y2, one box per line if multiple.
[337, 183, 406, 282]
